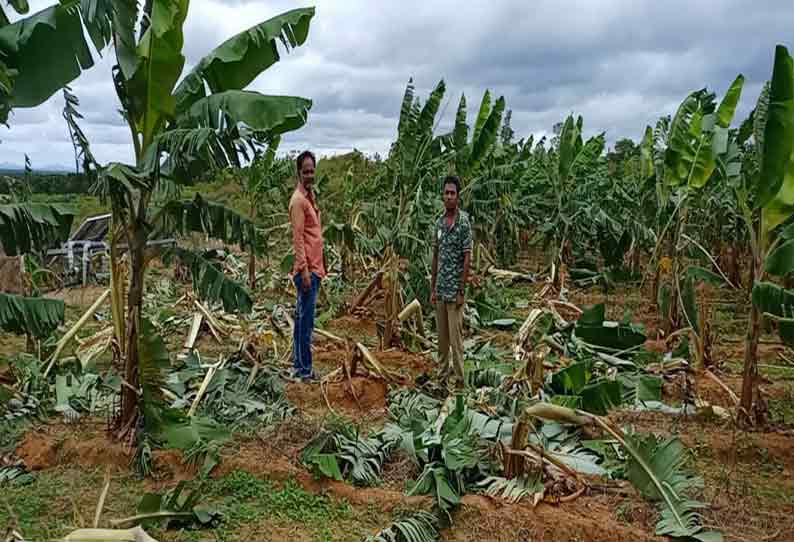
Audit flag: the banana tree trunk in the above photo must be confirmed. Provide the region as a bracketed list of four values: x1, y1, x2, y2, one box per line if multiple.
[117, 220, 146, 438]
[740, 253, 765, 426]
[728, 243, 742, 288]
[631, 239, 641, 276]
[248, 201, 257, 290]
[109, 214, 127, 358]
[665, 206, 688, 334]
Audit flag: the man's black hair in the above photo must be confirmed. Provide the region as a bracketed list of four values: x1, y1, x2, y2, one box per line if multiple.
[296, 150, 316, 173]
[442, 175, 461, 194]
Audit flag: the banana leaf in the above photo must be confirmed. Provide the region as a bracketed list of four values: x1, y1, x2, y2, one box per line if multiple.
[174, 8, 315, 115]
[0, 292, 64, 338]
[0, 202, 74, 256]
[764, 238, 794, 276]
[366, 511, 439, 542]
[579, 380, 623, 416]
[752, 281, 794, 344]
[756, 45, 794, 221]
[0, 2, 113, 109]
[575, 303, 646, 350]
[157, 194, 258, 251]
[685, 266, 727, 286]
[165, 248, 253, 314]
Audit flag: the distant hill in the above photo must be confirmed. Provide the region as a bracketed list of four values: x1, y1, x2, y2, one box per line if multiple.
[0, 162, 72, 175]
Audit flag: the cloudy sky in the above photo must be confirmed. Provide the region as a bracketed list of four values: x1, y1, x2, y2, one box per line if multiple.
[1, 0, 792, 170]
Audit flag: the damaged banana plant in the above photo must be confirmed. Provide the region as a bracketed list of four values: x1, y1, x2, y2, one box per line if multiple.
[66, 2, 320, 442]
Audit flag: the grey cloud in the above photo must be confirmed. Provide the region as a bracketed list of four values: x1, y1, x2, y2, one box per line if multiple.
[0, 0, 791, 168]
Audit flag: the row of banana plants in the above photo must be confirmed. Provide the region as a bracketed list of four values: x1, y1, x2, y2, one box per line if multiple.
[315, 44, 794, 426]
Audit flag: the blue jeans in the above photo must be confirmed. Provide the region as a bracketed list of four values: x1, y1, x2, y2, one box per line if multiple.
[293, 272, 320, 377]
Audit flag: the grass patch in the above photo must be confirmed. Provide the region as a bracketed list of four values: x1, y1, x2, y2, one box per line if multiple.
[0, 467, 142, 540]
[207, 470, 354, 540]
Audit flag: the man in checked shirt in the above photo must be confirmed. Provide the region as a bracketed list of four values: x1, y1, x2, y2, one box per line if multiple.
[430, 175, 472, 391]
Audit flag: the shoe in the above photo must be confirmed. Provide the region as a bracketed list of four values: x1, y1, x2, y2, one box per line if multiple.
[301, 371, 319, 383]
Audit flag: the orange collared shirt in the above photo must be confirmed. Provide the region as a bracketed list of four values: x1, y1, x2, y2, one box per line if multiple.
[289, 183, 326, 278]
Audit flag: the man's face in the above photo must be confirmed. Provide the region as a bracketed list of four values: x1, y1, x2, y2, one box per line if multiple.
[443, 182, 458, 210]
[299, 156, 316, 190]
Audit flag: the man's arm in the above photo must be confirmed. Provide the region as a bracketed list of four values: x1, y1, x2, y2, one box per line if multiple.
[289, 200, 310, 290]
[458, 217, 473, 306]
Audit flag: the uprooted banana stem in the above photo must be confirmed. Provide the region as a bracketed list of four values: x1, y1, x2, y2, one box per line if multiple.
[521, 403, 692, 532]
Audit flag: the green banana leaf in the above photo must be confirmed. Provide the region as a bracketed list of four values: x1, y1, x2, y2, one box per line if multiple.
[686, 266, 727, 286]
[179, 90, 311, 135]
[470, 95, 505, 169]
[664, 75, 744, 189]
[751, 281, 794, 344]
[157, 194, 258, 252]
[0, 292, 64, 338]
[471, 90, 491, 147]
[0, 2, 112, 109]
[558, 115, 578, 181]
[575, 304, 646, 350]
[126, 0, 189, 148]
[0, 202, 74, 256]
[165, 248, 253, 314]
[756, 45, 794, 223]
[174, 7, 315, 115]
[765, 238, 794, 276]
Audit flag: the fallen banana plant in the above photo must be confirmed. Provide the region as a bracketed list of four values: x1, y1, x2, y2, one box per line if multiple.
[521, 402, 722, 541]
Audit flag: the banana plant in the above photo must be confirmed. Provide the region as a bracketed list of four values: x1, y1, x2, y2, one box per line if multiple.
[530, 115, 606, 290]
[648, 74, 745, 367]
[70, 2, 318, 439]
[242, 135, 291, 289]
[735, 45, 794, 423]
[445, 90, 534, 267]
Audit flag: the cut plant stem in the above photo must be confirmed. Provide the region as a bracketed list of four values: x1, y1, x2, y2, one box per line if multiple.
[44, 288, 111, 377]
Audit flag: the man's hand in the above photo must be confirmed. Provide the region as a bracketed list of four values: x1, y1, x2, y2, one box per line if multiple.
[301, 269, 311, 292]
[456, 291, 464, 307]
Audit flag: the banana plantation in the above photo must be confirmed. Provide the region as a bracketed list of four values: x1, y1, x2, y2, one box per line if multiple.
[1, 2, 793, 542]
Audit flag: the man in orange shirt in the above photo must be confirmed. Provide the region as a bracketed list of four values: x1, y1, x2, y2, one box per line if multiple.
[289, 150, 326, 381]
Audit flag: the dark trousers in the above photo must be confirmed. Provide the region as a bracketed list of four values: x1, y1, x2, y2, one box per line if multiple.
[293, 272, 319, 377]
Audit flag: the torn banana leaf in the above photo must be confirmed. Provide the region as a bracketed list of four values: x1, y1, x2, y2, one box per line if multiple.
[165, 248, 253, 313]
[156, 194, 260, 253]
[0, 202, 74, 256]
[0, 292, 65, 338]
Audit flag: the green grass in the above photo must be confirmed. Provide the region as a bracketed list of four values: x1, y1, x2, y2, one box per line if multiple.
[0, 465, 388, 542]
[209, 469, 352, 526]
[194, 470, 387, 542]
[0, 467, 142, 540]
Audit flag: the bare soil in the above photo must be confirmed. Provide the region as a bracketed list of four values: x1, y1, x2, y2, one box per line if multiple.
[9, 263, 794, 541]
